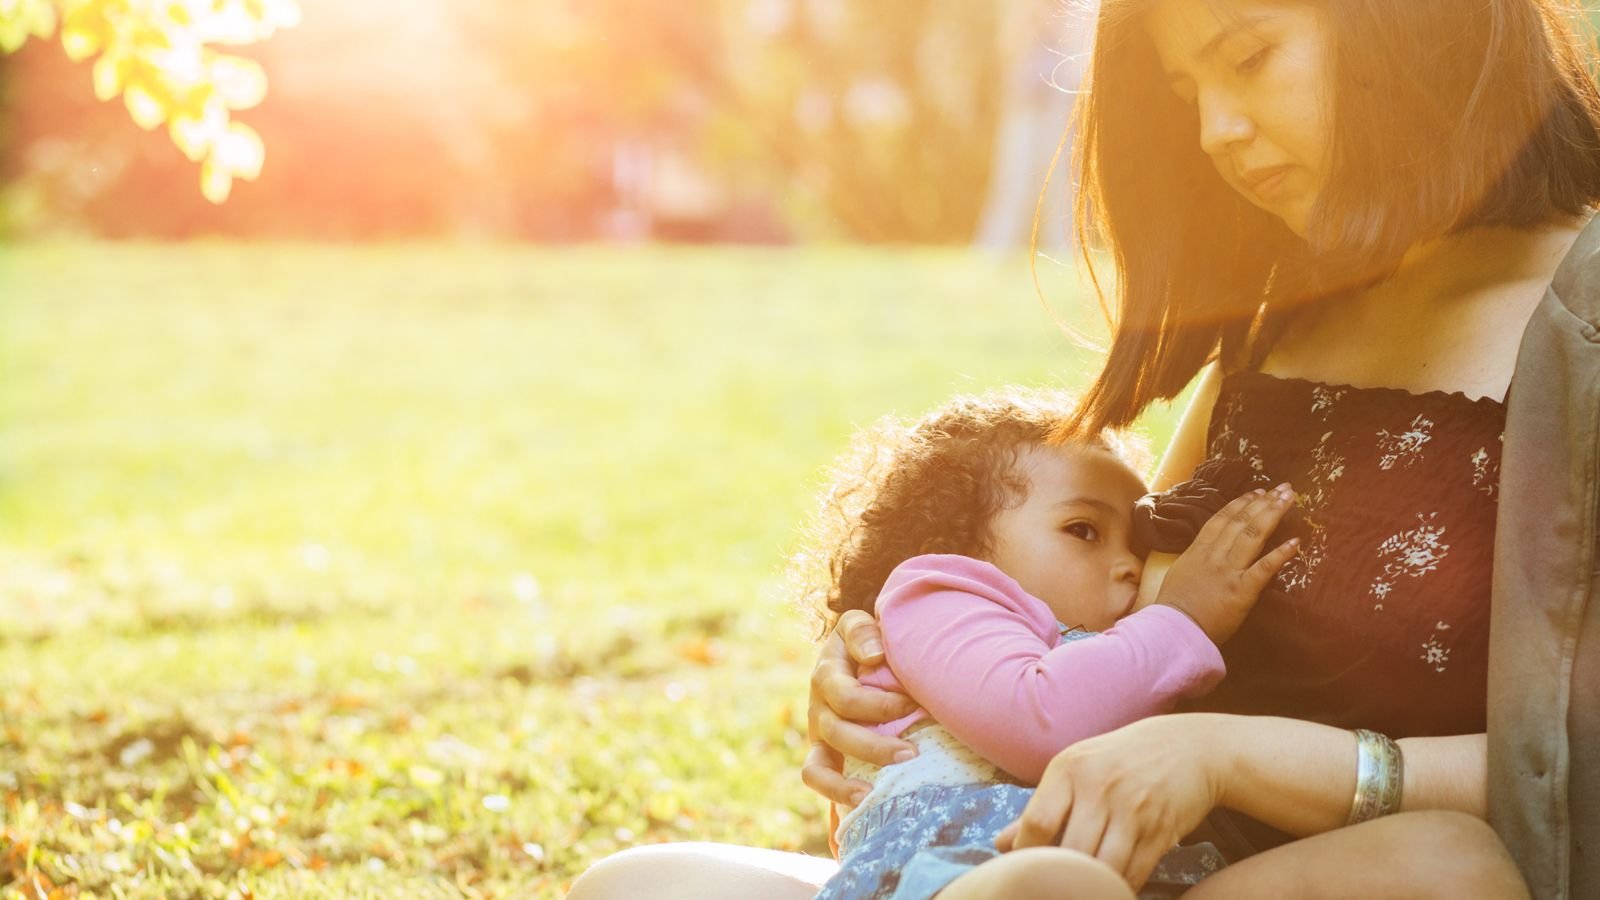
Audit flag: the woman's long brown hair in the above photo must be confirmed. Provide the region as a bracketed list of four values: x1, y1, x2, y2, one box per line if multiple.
[1063, 0, 1600, 437]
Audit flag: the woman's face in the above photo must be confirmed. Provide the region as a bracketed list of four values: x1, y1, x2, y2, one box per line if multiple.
[1143, 0, 1335, 236]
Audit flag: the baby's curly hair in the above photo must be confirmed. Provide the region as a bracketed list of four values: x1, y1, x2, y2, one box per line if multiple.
[793, 388, 1146, 639]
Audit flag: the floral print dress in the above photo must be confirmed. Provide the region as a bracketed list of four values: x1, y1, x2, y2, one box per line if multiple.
[1189, 369, 1506, 739]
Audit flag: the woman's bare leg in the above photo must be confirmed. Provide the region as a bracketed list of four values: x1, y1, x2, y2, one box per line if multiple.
[566, 842, 837, 900]
[1184, 811, 1529, 900]
[937, 847, 1136, 900]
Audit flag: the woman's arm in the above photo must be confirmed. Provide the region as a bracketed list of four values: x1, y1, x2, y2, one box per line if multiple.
[1212, 716, 1487, 832]
[1150, 361, 1221, 490]
[1138, 362, 1222, 605]
[997, 713, 1487, 888]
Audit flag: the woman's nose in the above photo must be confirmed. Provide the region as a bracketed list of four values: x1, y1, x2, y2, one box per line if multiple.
[1198, 89, 1255, 157]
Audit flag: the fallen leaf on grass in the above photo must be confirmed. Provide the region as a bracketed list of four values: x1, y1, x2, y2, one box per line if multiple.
[324, 758, 366, 777]
[675, 638, 723, 666]
[330, 693, 368, 712]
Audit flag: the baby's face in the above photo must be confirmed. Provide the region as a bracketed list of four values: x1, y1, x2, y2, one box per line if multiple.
[986, 443, 1148, 632]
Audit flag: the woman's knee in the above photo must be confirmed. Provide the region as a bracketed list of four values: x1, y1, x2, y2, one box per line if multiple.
[939, 847, 1135, 900]
[1187, 811, 1529, 900]
[1389, 812, 1529, 900]
[567, 842, 834, 900]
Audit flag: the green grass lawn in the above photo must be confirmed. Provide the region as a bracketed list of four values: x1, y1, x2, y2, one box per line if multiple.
[0, 242, 1184, 898]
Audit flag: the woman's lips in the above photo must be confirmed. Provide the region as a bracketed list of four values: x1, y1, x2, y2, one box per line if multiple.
[1244, 166, 1294, 202]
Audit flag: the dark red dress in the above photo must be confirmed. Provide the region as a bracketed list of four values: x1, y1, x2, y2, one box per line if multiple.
[1161, 368, 1508, 863]
[1188, 369, 1506, 737]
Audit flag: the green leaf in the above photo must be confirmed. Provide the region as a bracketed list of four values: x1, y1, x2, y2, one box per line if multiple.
[213, 120, 264, 180]
[169, 105, 225, 162]
[200, 157, 232, 204]
[209, 54, 267, 109]
[0, 19, 29, 54]
[93, 53, 125, 101]
[61, 5, 108, 62]
[124, 81, 168, 130]
[24, 0, 57, 39]
[61, 23, 100, 61]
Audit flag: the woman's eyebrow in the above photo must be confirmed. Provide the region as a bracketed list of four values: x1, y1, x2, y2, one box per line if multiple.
[1164, 13, 1272, 81]
[1194, 14, 1271, 62]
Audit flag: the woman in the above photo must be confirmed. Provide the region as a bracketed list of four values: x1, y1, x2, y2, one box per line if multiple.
[570, 1, 1600, 896]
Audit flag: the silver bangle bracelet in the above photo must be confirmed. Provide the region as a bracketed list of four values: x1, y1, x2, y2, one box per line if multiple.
[1346, 728, 1404, 826]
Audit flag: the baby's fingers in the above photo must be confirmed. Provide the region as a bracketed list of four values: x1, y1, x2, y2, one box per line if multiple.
[1245, 537, 1301, 591]
[1191, 489, 1266, 548]
[1222, 483, 1296, 566]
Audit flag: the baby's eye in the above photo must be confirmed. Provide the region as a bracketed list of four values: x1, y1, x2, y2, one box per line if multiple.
[1062, 522, 1100, 542]
[1236, 46, 1272, 75]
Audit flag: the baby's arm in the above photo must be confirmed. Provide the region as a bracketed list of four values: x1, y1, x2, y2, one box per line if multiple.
[882, 489, 1298, 784]
[876, 554, 1225, 784]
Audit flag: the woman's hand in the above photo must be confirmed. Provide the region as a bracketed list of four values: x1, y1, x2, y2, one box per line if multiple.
[994, 714, 1236, 889]
[802, 610, 920, 807]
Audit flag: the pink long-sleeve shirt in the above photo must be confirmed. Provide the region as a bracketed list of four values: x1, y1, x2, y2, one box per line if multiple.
[858, 554, 1227, 784]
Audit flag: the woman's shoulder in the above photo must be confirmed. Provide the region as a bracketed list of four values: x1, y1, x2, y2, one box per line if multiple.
[1549, 212, 1600, 327]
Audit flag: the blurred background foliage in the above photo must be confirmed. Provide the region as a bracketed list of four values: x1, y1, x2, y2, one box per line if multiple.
[1, 0, 299, 207]
[0, 0, 1089, 243]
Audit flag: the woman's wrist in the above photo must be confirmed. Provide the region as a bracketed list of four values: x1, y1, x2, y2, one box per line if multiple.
[1190, 713, 1247, 811]
[1210, 716, 1390, 837]
[1187, 717, 1490, 835]
[1129, 713, 1242, 810]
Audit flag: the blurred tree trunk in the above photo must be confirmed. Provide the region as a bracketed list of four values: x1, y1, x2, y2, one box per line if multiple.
[974, 1, 1090, 252]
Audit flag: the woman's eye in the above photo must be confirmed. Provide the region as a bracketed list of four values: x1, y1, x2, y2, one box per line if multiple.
[1063, 522, 1100, 541]
[1236, 46, 1272, 75]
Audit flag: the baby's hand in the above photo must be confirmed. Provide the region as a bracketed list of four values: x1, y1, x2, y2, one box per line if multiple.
[1154, 483, 1299, 644]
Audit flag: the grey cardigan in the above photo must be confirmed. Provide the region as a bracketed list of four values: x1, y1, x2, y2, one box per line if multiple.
[1489, 214, 1600, 899]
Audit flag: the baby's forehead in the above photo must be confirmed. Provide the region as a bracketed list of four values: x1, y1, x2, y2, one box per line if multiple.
[1026, 442, 1148, 505]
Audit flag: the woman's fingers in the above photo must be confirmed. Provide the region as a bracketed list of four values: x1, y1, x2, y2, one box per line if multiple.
[1010, 768, 1073, 849]
[808, 631, 851, 711]
[992, 820, 1020, 852]
[1123, 833, 1174, 891]
[1093, 819, 1138, 885]
[836, 610, 886, 666]
[800, 741, 871, 807]
[811, 626, 917, 724]
[814, 706, 914, 768]
[813, 657, 917, 723]
[1057, 801, 1110, 859]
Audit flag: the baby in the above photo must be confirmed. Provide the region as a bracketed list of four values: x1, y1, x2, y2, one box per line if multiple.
[795, 390, 1297, 899]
